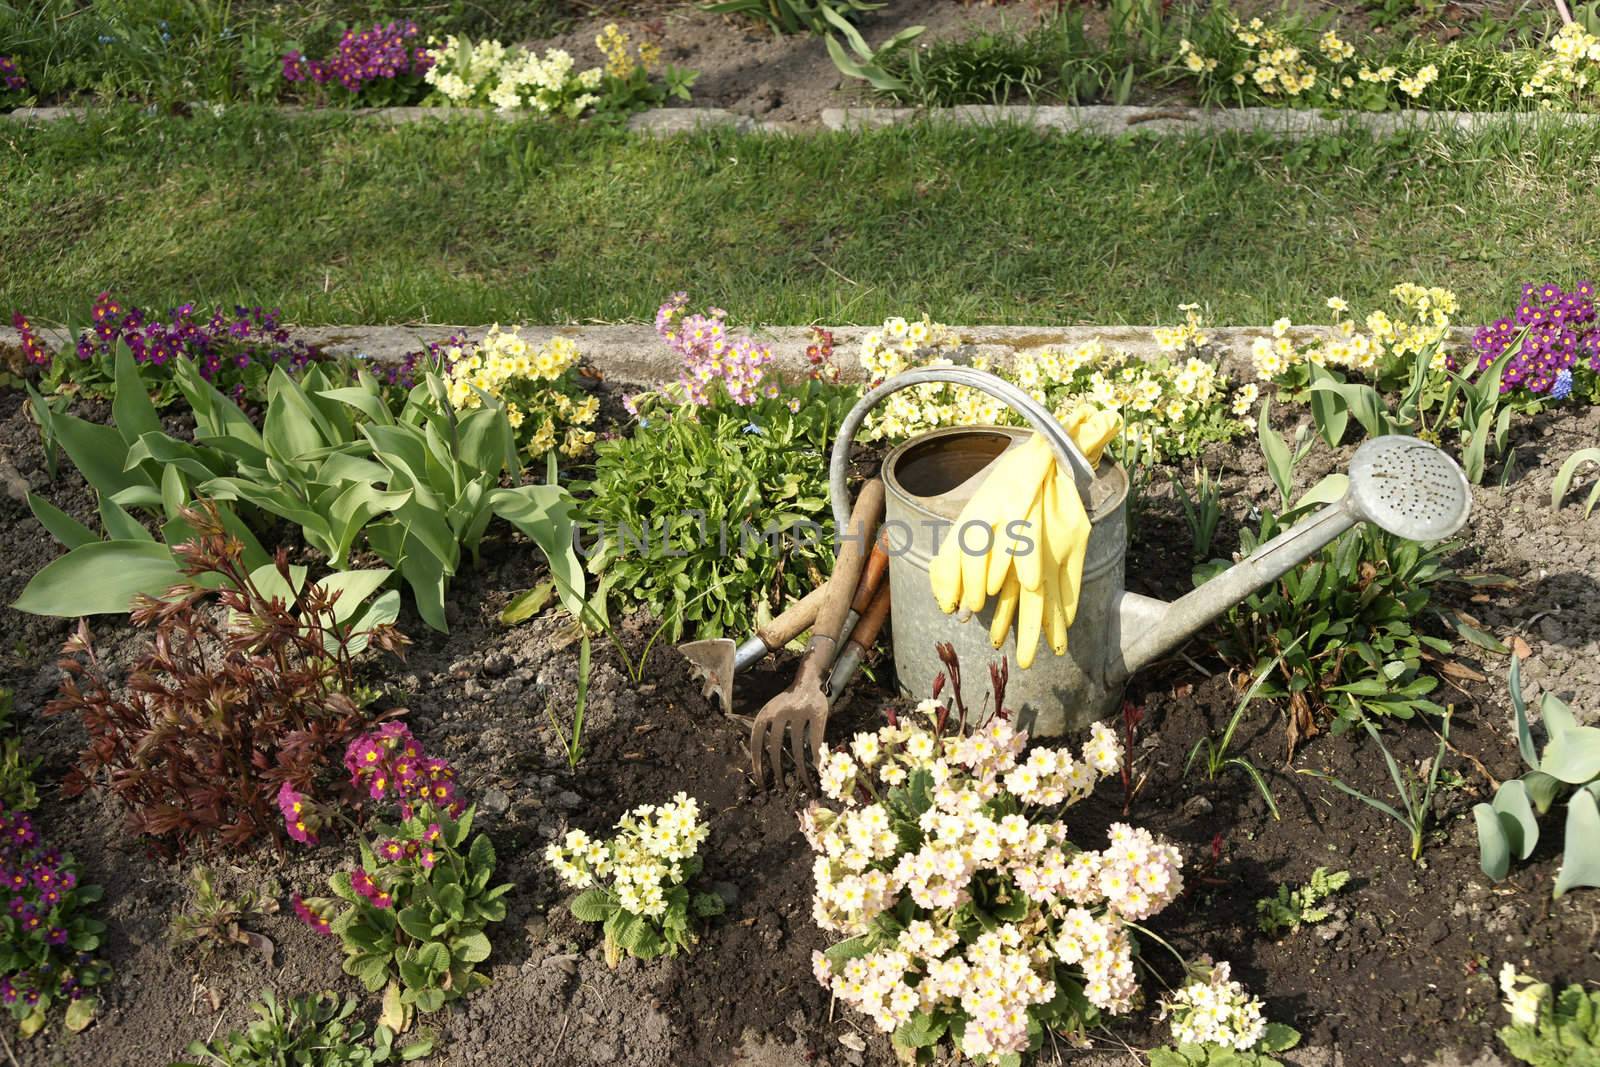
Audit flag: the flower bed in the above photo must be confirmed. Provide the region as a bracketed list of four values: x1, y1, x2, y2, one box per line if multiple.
[0, 276, 1597, 1066]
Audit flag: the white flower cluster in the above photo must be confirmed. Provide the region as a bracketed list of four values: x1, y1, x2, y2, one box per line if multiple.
[424, 35, 603, 115]
[1499, 962, 1550, 1028]
[1160, 961, 1268, 1050]
[545, 792, 708, 919]
[804, 707, 1184, 1062]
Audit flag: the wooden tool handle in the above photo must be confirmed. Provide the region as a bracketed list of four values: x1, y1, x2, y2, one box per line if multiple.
[850, 532, 891, 615]
[815, 479, 884, 646]
[848, 581, 891, 653]
[753, 583, 828, 650]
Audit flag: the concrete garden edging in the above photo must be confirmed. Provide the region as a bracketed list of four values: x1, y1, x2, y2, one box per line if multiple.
[4, 103, 1597, 139]
[1, 322, 1476, 386]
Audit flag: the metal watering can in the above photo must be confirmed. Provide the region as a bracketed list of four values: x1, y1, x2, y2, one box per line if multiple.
[828, 367, 1473, 736]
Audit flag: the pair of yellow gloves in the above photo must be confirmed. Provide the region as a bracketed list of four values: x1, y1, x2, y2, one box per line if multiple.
[928, 408, 1121, 669]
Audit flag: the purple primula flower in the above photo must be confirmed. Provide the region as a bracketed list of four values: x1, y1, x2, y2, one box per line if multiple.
[1464, 282, 1599, 398]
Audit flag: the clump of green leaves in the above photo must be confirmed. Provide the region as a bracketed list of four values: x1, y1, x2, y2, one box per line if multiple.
[17, 347, 584, 633]
[0, 691, 38, 813]
[169, 867, 273, 967]
[1499, 975, 1600, 1067]
[1552, 447, 1600, 519]
[173, 989, 433, 1067]
[699, 0, 881, 36]
[1302, 714, 1452, 863]
[578, 382, 855, 641]
[1474, 657, 1600, 899]
[1256, 867, 1350, 936]
[1199, 411, 1474, 744]
[1149, 1038, 1299, 1067]
[1302, 339, 1517, 484]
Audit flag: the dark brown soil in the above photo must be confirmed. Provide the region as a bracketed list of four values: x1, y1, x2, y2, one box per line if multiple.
[0, 383, 1595, 1067]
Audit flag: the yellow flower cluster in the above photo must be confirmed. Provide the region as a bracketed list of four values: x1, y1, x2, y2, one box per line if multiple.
[1522, 22, 1600, 102]
[545, 793, 708, 920]
[1177, 38, 1220, 75]
[595, 23, 660, 80]
[1250, 284, 1458, 382]
[443, 325, 599, 458]
[1177, 15, 1455, 104]
[857, 310, 1250, 460]
[1229, 17, 1319, 96]
[1396, 63, 1439, 98]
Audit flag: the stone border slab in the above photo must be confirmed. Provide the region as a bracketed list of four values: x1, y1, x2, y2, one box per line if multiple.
[1, 322, 1474, 387]
[5, 103, 1596, 139]
[820, 103, 1600, 137]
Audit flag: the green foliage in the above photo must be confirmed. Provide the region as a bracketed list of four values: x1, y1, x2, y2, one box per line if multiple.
[172, 989, 434, 1067]
[1474, 657, 1600, 898]
[699, 0, 882, 37]
[546, 634, 591, 770]
[1552, 447, 1600, 518]
[820, 6, 926, 94]
[168, 867, 269, 966]
[1186, 653, 1288, 820]
[1199, 411, 1465, 731]
[1303, 341, 1517, 484]
[1174, 466, 1223, 564]
[1499, 982, 1600, 1067]
[322, 807, 509, 1015]
[567, 854, 727, 968]
[16, 350, 583, 631]
[1255, 867, 1350, 936]
[1149, 1022, 1301, 1067]
[0, 692, 38, 813]
[1301, 714, 1452, 863]
[577, 383, 854, 641]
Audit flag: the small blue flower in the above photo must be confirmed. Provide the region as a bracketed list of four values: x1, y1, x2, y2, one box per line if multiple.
[743, 422, 765, 435]
[1552, 368, 1573, 400]
[97, 35, 117, 44]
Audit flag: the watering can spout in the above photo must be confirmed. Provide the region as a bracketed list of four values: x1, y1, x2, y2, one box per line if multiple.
[1108, 435, 1473, 685]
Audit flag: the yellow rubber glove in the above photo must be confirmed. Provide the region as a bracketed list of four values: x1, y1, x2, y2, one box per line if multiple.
[1060, 405, 1123, 469]
[929, 413, 1119, 668]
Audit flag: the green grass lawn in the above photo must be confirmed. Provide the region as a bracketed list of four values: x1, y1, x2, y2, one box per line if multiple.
[5, 108, 1598, 327]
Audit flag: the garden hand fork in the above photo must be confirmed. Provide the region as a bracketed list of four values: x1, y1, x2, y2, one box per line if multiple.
[750, 478, 885, 789]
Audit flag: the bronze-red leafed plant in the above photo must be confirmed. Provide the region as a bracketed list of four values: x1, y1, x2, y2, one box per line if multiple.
[47, 504, 409, 855]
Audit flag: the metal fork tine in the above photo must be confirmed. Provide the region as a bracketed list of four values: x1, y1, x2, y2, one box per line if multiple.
[767, 721, 789, 789]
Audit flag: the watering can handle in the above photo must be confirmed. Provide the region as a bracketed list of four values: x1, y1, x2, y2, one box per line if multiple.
[829, 367, 1098, 532]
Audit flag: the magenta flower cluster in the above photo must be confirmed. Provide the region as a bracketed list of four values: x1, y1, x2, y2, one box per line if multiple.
[0, 804, 108, 1018]
[0, 56, 24, 94]
[653, 292, 779, 407]
[379, 333, 463, 394]
[289, 723, 462, 934]
[292, 894, 334, 936]
[343, 722, 465, 821]
[12, 292, 326, 400]
[1465, 280, 1600, 396]
[281, 22, 433, 94]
